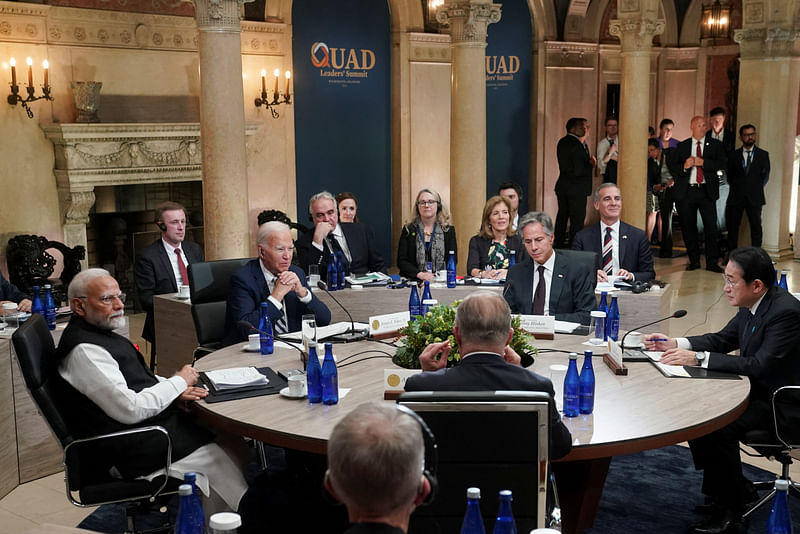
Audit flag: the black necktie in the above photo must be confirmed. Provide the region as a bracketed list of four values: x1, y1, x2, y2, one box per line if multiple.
[532, 265, 546, 315]
[745, 151, 752, 175]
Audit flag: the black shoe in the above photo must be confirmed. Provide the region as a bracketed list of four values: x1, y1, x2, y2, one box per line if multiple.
[692, 507, 741, 533]
[686, 263, 701, 271]
[659, 251, 673, 258]
[706, 263, 724, 273]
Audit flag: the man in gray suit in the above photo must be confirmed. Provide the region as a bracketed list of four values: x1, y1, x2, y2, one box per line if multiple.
[504, 212, 595, 325]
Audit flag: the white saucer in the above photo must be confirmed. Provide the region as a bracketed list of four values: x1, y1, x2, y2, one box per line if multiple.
[623, 343, 645, 350]
[241, 344, 261, 353]
[280, 387, 306, 399]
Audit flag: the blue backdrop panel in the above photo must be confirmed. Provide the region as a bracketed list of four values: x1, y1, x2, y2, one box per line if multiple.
[292, 0, 392, 265]
[486, 0, 532, 209]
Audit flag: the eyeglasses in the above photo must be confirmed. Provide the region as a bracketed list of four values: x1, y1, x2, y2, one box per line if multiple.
[76, 293, 127, 304]
[417, 200, 438, 207]
[721, 275, 739, 289]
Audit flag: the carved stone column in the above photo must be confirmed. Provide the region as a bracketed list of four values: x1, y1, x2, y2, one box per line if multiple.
[195, 0, 250, 260]
[437, 0, 501, 273]
[62, 191, 96, 271]
[609, 13, 664, 229]
[734, 8, 800, 258]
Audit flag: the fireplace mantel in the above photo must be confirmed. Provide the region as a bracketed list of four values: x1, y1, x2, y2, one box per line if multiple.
[43, 122, 260, 268]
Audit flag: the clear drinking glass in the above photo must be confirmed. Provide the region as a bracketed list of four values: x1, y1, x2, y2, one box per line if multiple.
[301, 314, 317, 355]
[308, 265, 320, 287]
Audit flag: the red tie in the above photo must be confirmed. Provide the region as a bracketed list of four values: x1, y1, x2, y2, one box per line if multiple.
[174, 248, 189, 285]
[695, 141, 704, 184]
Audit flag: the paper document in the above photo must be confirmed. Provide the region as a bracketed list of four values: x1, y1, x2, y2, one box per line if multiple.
[283, 321, 370, 341]
[645, 351, 692, 377]
[554, 320, 581, 333]
[345, 272, 392, 285]
[204, 367, 268, 390]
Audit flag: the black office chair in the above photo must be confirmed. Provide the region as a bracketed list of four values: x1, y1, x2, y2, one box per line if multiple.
[188, 258, 250, 360]
[397, 391, 551, 533]
[558, 249, 600, 285]
[741, 385, 800, 519]
[12, 314, 178, 533]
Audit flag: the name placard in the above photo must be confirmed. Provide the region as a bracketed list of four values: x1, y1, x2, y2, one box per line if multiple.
[370, 311, 410, 336]
[514, 314, 555, 335]
[607, 340, 623, 368]
[383, 368, 420, 391]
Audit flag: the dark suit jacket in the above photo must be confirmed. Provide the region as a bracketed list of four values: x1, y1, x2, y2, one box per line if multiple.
[221, 260, 331, 347]
[396, 224, 458, 281]
[727, 146, 770, 206]
[405, 352, 572, 459]
[134, 239, 204, 343]
[466, 234, 523, 275]
[705, 129, 735, 154]
[0, 272, 29, 302]
[668, 137, 727, 201]
[688, 287, 800, 404]
[296, 222, 385, 276]
[504, 251, 595, 325]
[572, 222, 655, 282]
[555, 134, 593, 197]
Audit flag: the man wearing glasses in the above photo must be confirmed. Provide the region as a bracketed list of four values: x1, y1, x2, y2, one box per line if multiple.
[56, 268, 249, 515]
[644, 247, 800, 533]
[222, 221, 331, 346]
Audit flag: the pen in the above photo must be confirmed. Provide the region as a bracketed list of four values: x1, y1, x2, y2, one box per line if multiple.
[649, 338, 669, 342]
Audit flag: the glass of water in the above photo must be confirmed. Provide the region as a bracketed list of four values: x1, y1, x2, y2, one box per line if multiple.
[308, 265, 320, 287]
[301, 314, 317, 355]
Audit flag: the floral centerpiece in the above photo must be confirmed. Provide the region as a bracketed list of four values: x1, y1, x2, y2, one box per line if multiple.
[392, 300, 536, 369]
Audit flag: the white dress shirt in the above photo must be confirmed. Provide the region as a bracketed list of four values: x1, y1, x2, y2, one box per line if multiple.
[260, 260, 312, 315]
[312, 223, 352, 262]
[161, 239, 187, 286]
[531, 251, 557, 316]
[596, 135, 618, 175]
[599, 220, 620, 276]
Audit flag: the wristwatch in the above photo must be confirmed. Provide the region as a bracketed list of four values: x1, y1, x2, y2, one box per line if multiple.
[694, 351, 706, 365]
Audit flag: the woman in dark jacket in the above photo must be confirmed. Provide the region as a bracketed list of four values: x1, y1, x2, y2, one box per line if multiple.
[466, 195, 522, 280]
[397, 188, 457, 282]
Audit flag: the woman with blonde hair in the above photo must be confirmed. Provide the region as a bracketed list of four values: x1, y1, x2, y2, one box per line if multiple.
[466, 195, 522, 280]
[396, 188, 457, 282]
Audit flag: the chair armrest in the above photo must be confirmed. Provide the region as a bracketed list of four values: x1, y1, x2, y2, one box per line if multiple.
[193, 346, 216, 361]
[63, 425, 172, 506]
[771, 385, 800, 449]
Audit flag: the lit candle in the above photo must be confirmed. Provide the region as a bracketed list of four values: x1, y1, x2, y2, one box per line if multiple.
[42, 59, 49, 88]
[260, 69, 266, 94]
[9, 57, 16, 88]
[273, 68, 279, 96]
[26, 57, 33, 88]
[285, 70, 291, 96]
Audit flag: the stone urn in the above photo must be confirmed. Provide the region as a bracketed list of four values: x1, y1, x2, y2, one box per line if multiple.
[70, 81, 103, 123]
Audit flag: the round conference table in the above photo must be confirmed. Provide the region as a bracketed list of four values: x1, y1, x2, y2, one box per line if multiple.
[192, 335, 749, 533]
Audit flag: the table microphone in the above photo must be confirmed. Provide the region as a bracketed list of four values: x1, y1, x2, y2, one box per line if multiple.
[237, 320, 308, 360]
[316, 281, 368, 342]
[619, 309, 687, 349]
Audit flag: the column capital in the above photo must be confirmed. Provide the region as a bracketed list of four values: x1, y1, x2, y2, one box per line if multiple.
[437, 1, 501, 45]
[195, 0, 245, 32]
[734, 27, 800, 58]
[608, 18, 665, 52]
[63, 190, 96, 225]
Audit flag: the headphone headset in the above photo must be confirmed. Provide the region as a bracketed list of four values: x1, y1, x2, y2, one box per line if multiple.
[323, 404, 439, 507]
[157, 221, 167, 232]
[631, 280, 652, 294]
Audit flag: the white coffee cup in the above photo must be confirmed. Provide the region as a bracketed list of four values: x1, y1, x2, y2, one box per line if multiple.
[248, 333, 260, 351]
[288, 375, 306, 396]
[624, 331, 643, 348]
[178, 285, 190, 298]
[435, 270, 447, 282]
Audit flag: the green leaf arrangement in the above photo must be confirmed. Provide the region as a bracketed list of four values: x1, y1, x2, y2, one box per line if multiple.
[392, 300, 536, 369]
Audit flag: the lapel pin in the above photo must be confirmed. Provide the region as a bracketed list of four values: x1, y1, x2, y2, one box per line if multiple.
[622, 235, 628, 240]
[558, 274, 564, 278]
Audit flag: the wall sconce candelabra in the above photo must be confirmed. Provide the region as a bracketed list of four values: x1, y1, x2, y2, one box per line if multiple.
[255, 68, 292, 119]
[7, 57, 54, 119]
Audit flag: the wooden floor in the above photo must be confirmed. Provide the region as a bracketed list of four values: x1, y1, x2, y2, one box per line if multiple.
[3, 252, 800, 532]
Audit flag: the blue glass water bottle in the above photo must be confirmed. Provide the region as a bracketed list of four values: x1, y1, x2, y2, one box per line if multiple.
[258, 302, 273, 355]
[606, 296, 620, 341]
[508, 250, 516, 267]
[766, 479, 792, 534]
[30, 285, 44, 317]
[779, 271, 788, 291]
[447, 250, 457, 288]
[336, 251, 346, 290]
[460, 487, 486, 534]
[563, 353, 580, 417]
[321, 343, 338, 405]
[491, 490, 517, 534]
[327, 253, 338, 291]
[183, 472, 204, 526]
[579, 350, 595, 414]
[408, 284, 421, 321]
[306, 345, 322, 404]
[421, 281, 433, 314]
[43, 284, 56, 331]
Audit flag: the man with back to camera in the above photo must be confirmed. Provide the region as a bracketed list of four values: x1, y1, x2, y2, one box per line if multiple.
[56, 268, 249, 515]
[498, 181, 525, 231]
[405, 291, 572, 460]
[726, 124, 770, 251]
[668, 115, 726, 273]
[572, 183, 655, 283]
[504, 212, 595, 325]
[295, 190, 385, 277]
[134, 201, 204, 365]
[554, 118, 596, 248]
[325, 402, 432, 534]
[644, 246, 800, 533]
[222, 221, 330, 346]
[0, 271, 31, 312]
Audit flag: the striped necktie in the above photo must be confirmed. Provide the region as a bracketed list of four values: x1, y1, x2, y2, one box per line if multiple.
[602, 227, 613, 275]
